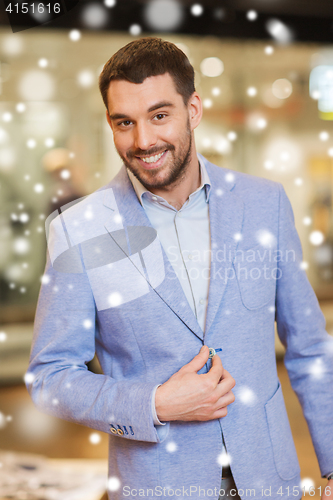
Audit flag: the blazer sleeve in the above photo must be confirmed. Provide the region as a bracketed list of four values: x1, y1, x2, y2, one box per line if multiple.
[26, 215, 169, 444]
[275, 183, 333, 477]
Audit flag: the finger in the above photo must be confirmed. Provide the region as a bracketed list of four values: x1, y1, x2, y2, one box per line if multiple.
[205, 353, 224, 384]
[214, 390, 235, 410]
[182, 345, 210, 373]
[213, 372, 236, 398]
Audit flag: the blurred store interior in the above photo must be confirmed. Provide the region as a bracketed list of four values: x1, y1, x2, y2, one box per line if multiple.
[0, 0, 333, 497]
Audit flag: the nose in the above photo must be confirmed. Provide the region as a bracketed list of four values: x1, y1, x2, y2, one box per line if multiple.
[134, 121, 157, 152]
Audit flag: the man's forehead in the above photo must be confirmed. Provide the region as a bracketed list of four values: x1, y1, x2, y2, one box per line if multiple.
[107, 73, 182, 110]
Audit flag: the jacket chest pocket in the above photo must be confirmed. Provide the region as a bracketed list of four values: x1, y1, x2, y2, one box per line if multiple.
[233, 244, 278, 310]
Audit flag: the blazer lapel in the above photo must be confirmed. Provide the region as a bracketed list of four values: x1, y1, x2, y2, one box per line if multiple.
[103, 166, 204, 341]
[204, 160, 244, 336]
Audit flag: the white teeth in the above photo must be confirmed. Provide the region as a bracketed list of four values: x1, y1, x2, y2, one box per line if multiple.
[141, 152, 164, 164]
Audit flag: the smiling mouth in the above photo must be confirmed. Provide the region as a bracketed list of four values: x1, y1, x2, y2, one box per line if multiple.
[137, 150, 166, 164]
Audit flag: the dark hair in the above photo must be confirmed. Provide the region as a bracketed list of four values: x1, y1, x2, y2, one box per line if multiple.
[99, 37, 195, 109]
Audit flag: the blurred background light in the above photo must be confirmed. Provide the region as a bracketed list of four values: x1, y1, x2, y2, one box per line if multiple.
[200, 57, 224, 77]
[144, 0, 184, 32]
[272, 78, 293, 99]
[0, 128, 9, 145]
[1, 35, 24, 57]
[266, 19, 293, 44]
[310, 65, 333, 118]
[129, 24, 142, 36]
[77, 69, 95, 88]
[0, 148, 15, 171]
[18, 70, 56, 101]
[81, 3, 109, 29]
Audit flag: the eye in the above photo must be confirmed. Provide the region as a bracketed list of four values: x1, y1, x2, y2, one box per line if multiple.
[118, 120, 132, 127]
[153, 113, 167, 121]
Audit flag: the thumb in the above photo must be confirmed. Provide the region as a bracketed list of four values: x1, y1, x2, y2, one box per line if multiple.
[185, 345, 210, 372]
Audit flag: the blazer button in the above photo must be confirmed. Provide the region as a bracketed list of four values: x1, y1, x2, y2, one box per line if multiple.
[117, 428, 124, 436]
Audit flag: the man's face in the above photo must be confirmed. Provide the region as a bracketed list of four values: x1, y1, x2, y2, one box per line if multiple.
[106, 73, 198, 190]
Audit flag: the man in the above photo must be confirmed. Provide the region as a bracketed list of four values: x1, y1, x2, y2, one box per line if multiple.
[27, 38, 333, 500]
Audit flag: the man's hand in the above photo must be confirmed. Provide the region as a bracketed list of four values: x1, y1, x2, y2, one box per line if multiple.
[322, 479, 333, 500]
[155, 345, 235, 422]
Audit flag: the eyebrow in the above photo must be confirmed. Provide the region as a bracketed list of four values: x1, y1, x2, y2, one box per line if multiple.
[109, 101, 175, 121]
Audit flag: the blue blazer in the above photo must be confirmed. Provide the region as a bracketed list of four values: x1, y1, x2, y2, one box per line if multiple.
[27, 155, 333, 499]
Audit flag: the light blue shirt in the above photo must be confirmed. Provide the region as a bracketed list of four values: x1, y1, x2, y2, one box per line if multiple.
[127, 157, 212, 426]
[127, 157, 211, 332]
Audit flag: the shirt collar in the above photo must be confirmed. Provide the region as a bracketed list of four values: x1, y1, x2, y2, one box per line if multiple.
[127, 155, 212, 207]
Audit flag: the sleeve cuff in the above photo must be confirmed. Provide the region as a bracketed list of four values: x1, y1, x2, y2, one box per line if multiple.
[151, 384, 166, 426]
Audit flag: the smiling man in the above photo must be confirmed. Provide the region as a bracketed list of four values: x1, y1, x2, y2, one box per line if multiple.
[27, 38, 333, 500]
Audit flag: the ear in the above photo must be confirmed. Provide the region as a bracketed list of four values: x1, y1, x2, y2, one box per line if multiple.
[106, 109, 113, 130]
[187, 92, 202, 131]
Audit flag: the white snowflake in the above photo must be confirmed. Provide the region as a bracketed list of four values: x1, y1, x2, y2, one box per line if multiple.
[38, 58, 48, 68]
[69, 30, 81, 42]
[16, 102, 26, 113]
[225, 172, 235, 183]
[308, 359, 325, 379]
[60, 169, 71, 180]
[309, 230, 324, 246]
[41, 274, 50, 285]
[246, 10, 257, 21]
[24, 372, 35, 384]
[89, 432, 101, 444]
[247, 86, 257, 97]
[34, 183, 44, 193]
[19, 212, 29, 223]
[45, 137, 55, 148]
[107, 476, 121, 491]
[114, 213, 122, 224]
[238, 386, 257, 406]
[166, 441, 177, 453]
[191, 4, 203, 16]
[319, 131, 329, 142]
[217, 451, 231, 466]
[264, 46, 274, 55]
[83, 319, 93, 329]
[227, 131, 237, 141]
[129, 24, 142, 36]
[108, 292, 122, 307]
[27, 138, 37, 149]
[256, 229, 276, 248]
[300, 478, 315, 492]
